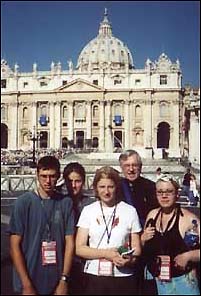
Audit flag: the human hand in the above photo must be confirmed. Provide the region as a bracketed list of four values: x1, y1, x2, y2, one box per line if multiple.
[173, 252, 191, 271]
[22, 285, 37, 295]
[54, 281, 68, 295]
[142, 226, 155, 242]
[104, 247, 120, 261]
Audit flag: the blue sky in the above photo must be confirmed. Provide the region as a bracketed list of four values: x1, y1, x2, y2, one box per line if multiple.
[1, 1, 200, 87]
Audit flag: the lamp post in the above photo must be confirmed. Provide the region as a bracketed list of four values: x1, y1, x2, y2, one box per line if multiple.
[28, 126, 40, 168]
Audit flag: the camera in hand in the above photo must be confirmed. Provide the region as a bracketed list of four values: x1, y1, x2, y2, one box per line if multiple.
[146, 218, 155, 227]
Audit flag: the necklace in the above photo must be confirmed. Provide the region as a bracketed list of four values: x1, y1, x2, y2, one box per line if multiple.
[100, 201, 117, 244]
[159, 208, 177, 235]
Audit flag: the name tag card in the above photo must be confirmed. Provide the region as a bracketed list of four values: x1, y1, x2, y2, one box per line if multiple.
[158, 255, 171, 281]
[98, 259, 113, 276]
[42, 241, 57, 265]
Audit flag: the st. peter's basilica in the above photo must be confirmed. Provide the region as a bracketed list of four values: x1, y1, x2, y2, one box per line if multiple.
[1, 9, 200, 167]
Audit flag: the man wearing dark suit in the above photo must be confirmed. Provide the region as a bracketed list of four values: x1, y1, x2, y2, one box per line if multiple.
[119, 150, 158, 294]
[119, 149, 158, 227]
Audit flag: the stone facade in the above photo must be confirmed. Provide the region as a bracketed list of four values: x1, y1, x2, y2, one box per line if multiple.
[1, 10, 198, 160]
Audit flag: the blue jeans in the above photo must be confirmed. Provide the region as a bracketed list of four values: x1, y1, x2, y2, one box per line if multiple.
[181, 185, 190, 198]
[188, 191, 197, 205]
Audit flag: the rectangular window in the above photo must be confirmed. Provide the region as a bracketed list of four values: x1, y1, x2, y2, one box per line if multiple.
[160, 75, 167, 85]
[62, 80, 67, 85]
[93, 80, 98, 85]
[1, 79, 7, 88]
[135, 79, 141, 85]
[40, 81, 48, 87]
[63, 122, 68, 127]
[23, 82, 28, 88]
[93, 122, 99, 127]
[114, 80, 122, 85]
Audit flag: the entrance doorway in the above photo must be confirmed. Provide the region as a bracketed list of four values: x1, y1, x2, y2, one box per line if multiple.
[157, 122, 170, 148]
[76, 131, 84, 148]
[1, 123, 8, 148]
[114, 131, 122, 148]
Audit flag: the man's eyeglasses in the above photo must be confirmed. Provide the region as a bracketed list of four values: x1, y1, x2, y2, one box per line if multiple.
[156, 189, 175, 196]
[122, 164, 140, 169]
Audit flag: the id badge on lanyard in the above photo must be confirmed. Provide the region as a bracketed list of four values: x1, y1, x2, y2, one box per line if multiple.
[42, 241, 57, 265]
[98, 259, 113, 276]
[158, 255, 171, 281]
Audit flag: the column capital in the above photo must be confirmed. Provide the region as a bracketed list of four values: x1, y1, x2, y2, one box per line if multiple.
[49, 101, 55, 106]
[99, 100, 105, 106]
[106, 100, 111, 106]
[68, 101, 74, 107]
[86, 101, 91, 106]
[124, 99, 130, 105]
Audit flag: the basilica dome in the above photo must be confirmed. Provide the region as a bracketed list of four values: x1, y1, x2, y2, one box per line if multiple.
[76, 9, 134, 71]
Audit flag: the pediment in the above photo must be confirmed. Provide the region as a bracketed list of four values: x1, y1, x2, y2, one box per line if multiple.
[56, 78, 104, 92]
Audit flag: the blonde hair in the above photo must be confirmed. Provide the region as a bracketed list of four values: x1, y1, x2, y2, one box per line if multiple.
[93, 166, 123, 201]
[156, 173, 180, 193]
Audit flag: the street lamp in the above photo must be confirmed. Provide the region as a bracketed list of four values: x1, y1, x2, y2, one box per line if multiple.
[28, 126, 40, 168]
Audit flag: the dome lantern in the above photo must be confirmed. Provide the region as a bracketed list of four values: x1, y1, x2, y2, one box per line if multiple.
[98, 8, 112, 37]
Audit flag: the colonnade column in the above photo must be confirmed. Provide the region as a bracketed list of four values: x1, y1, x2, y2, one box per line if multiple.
[68, 102, 74, 142]
[105, 100, 113, 152]
[31, 102, 38, 149]
[49, 102, 55, 148]
[144, 92, 153, 147]
[31, 102, 37, 130]
[124, 100, 130, 149]
[99, 100, 105, 151]
[171, 100, 180, 155]
[54, 102, 61, 149]
[86, 101, 92, 142]
[9, 102, 18, 150]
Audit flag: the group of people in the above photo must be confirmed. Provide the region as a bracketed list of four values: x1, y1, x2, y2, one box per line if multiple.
[8, 150, 200, 295]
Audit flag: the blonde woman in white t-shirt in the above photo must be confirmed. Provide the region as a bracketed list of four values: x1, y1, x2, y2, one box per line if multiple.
[76, 166, 142, 295]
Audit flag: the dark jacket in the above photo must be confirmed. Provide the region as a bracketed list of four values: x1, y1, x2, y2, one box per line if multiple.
[121, 176, 158, 227]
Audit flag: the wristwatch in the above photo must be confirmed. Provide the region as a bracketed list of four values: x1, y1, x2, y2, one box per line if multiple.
[60, 274, 70, 283]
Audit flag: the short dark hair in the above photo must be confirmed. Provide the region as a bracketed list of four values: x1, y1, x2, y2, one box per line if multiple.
[63, 162, 86, 183]
[37, 156, 60, 174]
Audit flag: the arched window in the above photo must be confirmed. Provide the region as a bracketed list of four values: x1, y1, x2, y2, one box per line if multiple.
[136, 132, 140, 144]
[23, 107, 28, 119]
[22, 133, 27, 145]
[160, 102, 168, 117]
[63, 106, 68, 118]
[1, 106, 6, 120]
[75, 104, 85, 118]
[41, 105, 47, 116]
[92, 137, 99, 148]
[62, 137, 68, 148]
[114, 103, 122, 116]
[135, 105, 142, 117]
[93, 105, 99, 117]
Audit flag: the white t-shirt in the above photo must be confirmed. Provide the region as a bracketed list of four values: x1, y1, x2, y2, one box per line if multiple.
[77, 200, 142, 277]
